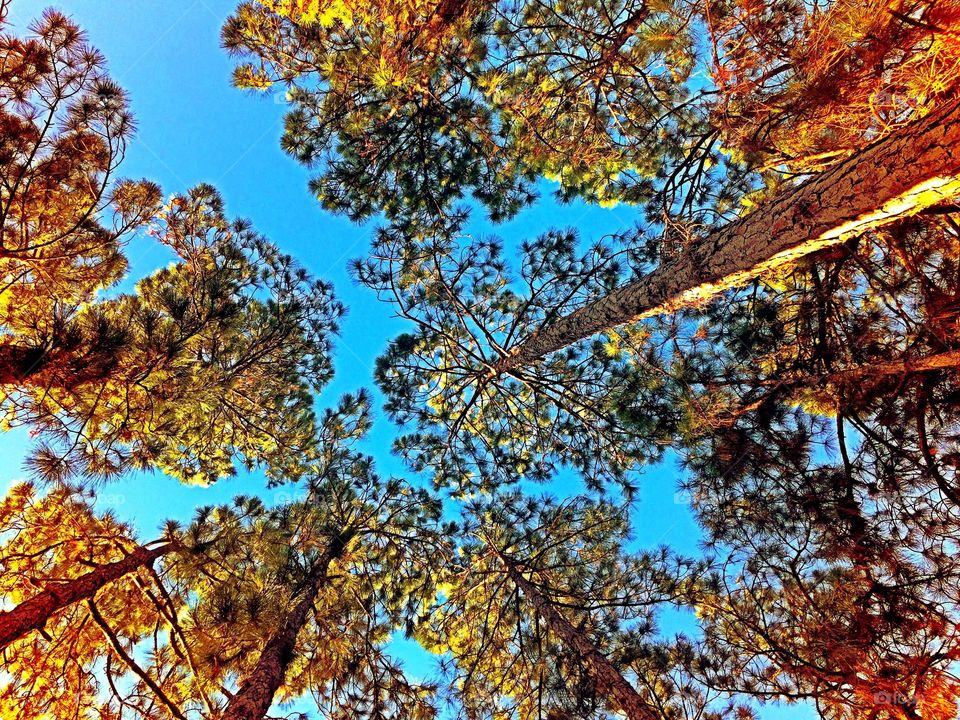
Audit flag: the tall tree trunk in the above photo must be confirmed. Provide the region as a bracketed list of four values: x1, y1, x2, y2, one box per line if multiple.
[494, 97, 960, 375]
[219, 532, 351, 720]
[0, 541, 176, 650]
[499, 554, 659, 720]
[697, 348, 960, 432]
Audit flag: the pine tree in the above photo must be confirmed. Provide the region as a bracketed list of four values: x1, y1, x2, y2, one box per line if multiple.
[222, 0, 960, 375]
[419, 492, 731, 720]
[707, 0, 960, 175]
[0, 481, 233, 719]
[357, 111, 960, 498]
[221, 0, 721, 225]
[198, 395, 445, 720]
[686, 398, 960, 720]
[649, 215, 960, 720]
[1, 393, 447, 720]
[489, 99, 960, 374]
[0, 483, 175, 653]
[0, 7, 161, 306]
[358, 226, 676, 494]
[2, 183, 342, 485]
[0, 8, 342, 486]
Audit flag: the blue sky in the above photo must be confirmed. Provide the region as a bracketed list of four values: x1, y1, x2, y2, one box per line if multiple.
[4, 2, 812, 717]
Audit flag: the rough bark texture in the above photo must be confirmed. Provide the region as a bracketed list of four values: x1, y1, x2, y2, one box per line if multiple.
[0, 541, 175, 650]
[219, 534, 350, 720]
[502, 558, 658, 720]
[494, 97, 960, 374]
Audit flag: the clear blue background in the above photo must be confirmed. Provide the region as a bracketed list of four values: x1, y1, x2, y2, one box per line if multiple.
[4, 2, 812, 717]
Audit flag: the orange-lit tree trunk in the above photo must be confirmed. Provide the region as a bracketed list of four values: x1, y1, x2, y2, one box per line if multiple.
[497, 552, 658, 720]
[0, 541, 176, 650]
[219, 533, 350, 720]
[595, 4, 651, 74]
[494, 97, 960, 374]
[727, 348, 960, 394]
[826, 349, 960, 386]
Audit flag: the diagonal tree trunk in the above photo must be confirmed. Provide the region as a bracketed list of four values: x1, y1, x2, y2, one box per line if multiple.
[493, 97, 960, 375]
[0, 541, 176, 650]
[762, 348, 960, 392]
[497, 551, 660, 720]
[715, 348, 960, 395]
[594, 3, 650, 77]
[219, 532, 352, 720]
[824, 348, 960, 386]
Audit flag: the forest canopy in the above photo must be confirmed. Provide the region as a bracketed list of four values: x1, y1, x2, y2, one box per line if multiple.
[2, 1, 960, 720]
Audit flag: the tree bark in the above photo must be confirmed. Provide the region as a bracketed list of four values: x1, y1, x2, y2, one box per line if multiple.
[596, 3, 650, 76]
[827, 348, 960, 386]
[0, 541, 176, 650]
[494, 97, 960, 375]
[218, 533, 351, 720]
[725, 348, 960, 393]
[499, 554, 659, 720]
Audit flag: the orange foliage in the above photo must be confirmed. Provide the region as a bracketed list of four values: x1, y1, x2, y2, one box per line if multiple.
[0, 483, 170, 719]
[710, 0, 960, 171]
[0, 8, 160, 307]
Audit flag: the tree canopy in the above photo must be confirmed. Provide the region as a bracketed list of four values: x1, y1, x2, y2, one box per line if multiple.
[4, 1, 960, 720]
[359, 224, 675, 494]
[222, 0, 730, 225]
[0, 9, 345, 486]
[3, 182, 343, 485]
